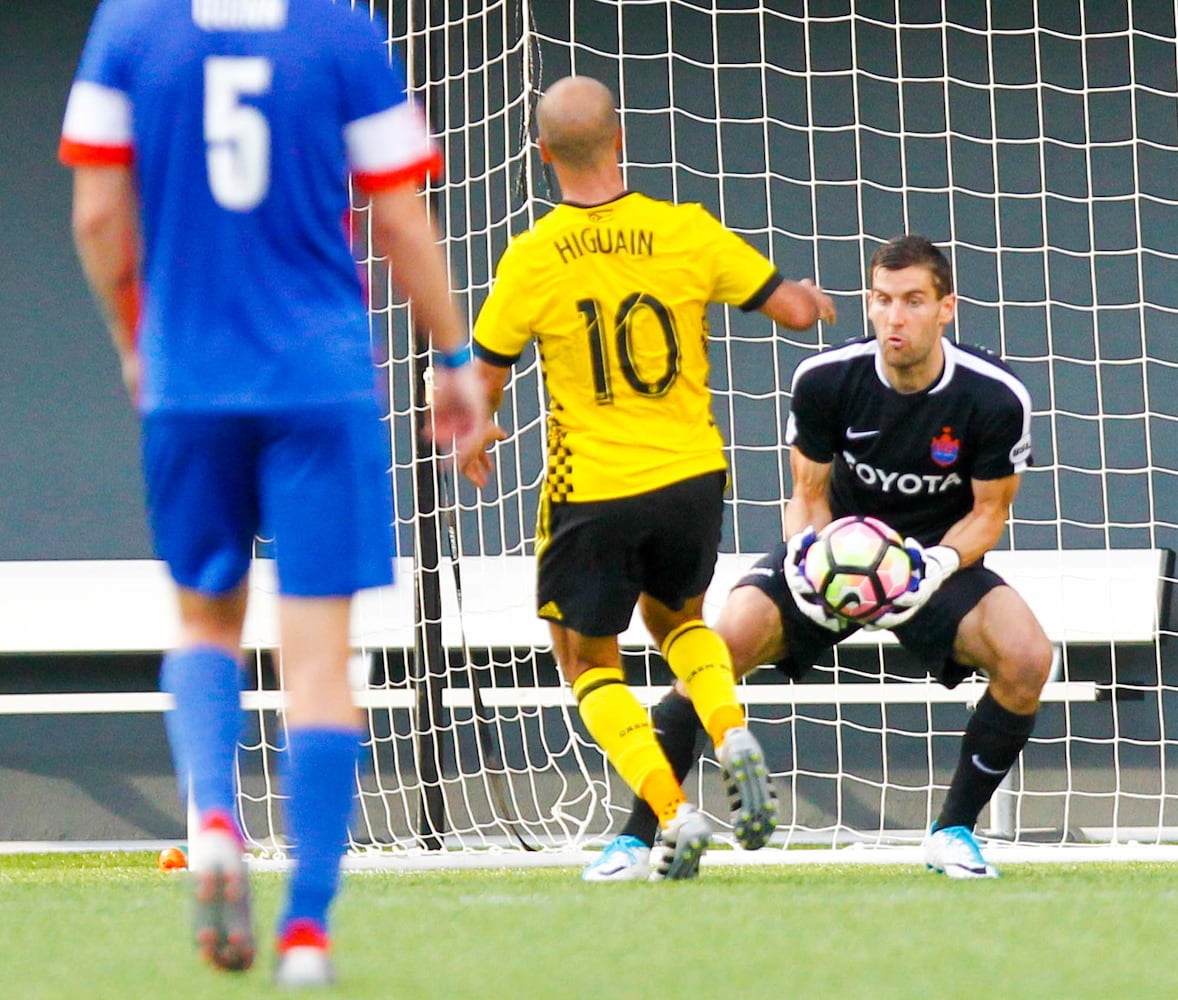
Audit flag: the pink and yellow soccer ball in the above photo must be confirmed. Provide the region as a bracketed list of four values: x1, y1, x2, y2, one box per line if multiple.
[802, 515, 914, 624]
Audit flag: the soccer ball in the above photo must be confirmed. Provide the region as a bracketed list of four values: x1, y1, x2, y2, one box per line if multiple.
[802, 515, 913, 624]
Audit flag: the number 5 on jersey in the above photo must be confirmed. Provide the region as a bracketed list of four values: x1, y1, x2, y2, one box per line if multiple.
[204, 56, 272, 211]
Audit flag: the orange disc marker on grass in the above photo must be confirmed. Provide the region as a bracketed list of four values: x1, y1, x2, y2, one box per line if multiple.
[157, 847, 188, 871]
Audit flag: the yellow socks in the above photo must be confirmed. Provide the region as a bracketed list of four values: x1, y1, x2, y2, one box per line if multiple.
[661, 620, 744, 749]
[572, 666, 685, 826]
[639, 769, 686, 828]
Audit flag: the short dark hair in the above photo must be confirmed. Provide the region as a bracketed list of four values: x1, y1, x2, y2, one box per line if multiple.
[869, 235, 954, 298]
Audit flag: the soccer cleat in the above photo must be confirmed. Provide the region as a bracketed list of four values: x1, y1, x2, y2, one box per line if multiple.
[648, 803, 712, 881]
[717, 726, 778, 851]
[275, 919, 335, 989]
[192, 817, 255, 971]
[581, 835, 651, 882]
[924, 824, 999, 879]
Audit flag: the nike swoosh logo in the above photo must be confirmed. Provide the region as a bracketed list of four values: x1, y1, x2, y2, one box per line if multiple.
[948, 862, 992, 876]
[970, 753, 1008, 776]
[846, 428, 880, 440]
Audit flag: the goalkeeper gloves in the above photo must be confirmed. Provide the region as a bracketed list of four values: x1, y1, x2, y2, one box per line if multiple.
[869, 540, 961, 630]
[783, 527, 844, 632]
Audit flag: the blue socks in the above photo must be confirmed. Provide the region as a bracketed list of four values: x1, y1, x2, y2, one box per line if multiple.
[280, 727, 362, 932]
[161, 647, 361, 933]
[160, 645, 244, 821]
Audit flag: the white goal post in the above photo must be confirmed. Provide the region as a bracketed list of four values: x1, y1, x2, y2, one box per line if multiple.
[7, 2, 1178, 866]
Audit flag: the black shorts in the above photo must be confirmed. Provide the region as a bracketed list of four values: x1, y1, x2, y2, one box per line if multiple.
[738, 542, 1006, 688]
[535, 471, 726, 638]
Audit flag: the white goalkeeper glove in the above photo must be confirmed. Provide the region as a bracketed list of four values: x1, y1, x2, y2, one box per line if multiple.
[869, 541, 961, 630]
[783, 527, 844, 632]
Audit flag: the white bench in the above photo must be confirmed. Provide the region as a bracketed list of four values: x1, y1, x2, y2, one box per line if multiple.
[0, 549, 1166, 653]
[0, 549, 1166, 713]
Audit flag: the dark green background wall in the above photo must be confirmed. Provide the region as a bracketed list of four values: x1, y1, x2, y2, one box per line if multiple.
[1, 0, 149, 559]
[1, 0, 1176, 842]
[5, 2, 1177, 561]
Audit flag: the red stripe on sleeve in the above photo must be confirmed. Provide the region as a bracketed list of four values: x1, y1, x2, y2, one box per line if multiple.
[58, 138, 135, 168]
[353, 150, 444, 194]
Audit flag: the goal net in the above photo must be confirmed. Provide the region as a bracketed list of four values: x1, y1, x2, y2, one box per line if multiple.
[235, 0, 1178, 860]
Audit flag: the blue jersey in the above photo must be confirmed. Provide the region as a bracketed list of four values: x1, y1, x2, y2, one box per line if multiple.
[60, 0, 441, 413]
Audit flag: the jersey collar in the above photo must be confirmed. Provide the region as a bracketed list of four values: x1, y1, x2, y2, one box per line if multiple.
[928, 339, 957, 394]
[872, 337, 956, 394]
[561, 190, 636, 210]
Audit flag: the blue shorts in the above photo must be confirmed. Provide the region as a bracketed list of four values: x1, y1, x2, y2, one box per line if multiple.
[142, 403, 395, 597]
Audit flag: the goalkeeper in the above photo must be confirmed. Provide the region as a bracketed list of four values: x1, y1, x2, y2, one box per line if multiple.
[586, 235, 1052, 881]
[461, 75, 836, 880]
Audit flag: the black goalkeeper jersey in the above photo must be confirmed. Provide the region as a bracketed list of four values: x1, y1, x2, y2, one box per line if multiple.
[785, 337, 1033, 547]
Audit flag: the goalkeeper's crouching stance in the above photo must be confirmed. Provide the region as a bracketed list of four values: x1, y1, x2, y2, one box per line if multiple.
[586, 235, 1054, 882]
[584, 534, 1048, 881]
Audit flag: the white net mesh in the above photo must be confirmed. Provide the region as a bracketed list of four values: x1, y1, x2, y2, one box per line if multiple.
[236, 0, 1178, 858]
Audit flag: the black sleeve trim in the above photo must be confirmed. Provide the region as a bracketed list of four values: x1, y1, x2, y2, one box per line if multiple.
[472, 341, 519, 368]
[739, 272, 785, 313]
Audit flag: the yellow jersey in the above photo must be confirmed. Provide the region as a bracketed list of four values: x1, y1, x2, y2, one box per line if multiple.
[473, 191, 779, 503]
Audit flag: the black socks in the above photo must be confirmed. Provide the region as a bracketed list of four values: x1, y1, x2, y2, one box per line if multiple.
[935, 689, 1036, 832]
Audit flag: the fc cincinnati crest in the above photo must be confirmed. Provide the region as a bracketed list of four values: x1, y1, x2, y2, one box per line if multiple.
[931, 427, 960, 467]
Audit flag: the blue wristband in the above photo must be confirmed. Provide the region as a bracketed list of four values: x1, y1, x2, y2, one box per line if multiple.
[436, 343, 472, 369]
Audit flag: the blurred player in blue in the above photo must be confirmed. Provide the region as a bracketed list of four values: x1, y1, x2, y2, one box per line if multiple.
[60, 0, 487, 987]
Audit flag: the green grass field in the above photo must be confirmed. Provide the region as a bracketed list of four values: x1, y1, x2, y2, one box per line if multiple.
[3, 852, 1178, 998]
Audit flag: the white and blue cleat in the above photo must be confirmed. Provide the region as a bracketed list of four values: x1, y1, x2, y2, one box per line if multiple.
[924, 824, 999, 879]
[581, 834, 651, 882]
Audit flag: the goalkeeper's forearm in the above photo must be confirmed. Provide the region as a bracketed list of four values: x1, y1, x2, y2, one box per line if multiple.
[936, 475, 1021, 567]
[785, 449, 834, 540]
[784, 494, 832, 541]
[936, 506, 1011, 568]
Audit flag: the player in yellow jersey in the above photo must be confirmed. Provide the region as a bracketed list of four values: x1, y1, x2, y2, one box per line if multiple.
[462, 75, 836, 879]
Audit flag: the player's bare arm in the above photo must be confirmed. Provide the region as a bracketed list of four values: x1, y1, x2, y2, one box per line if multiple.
[370, 182, 490, 462]
[781, 447, 844, 630]
[459, 358, 510, 488]
[784, 447, 834, 538]
[759, 277, 837, 329]
[371, 184, 466, 353]
[71, 165, 141, 400]
[871, 473, 1022, 632]
[938, 473, 1021, 567]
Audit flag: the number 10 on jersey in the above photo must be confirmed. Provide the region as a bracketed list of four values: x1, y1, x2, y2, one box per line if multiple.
[577, 293, 681, 403]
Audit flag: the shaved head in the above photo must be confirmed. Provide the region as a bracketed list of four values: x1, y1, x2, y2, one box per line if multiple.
[536, 76, 620, 170]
